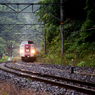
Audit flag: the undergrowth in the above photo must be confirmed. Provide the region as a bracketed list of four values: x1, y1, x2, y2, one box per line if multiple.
[0, 56, 9, 62]
[0, 56, 21, 64]
[37, 34, 95, 67]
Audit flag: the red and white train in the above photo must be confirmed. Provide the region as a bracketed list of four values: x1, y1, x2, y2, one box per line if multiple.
[20, 40, 36, 61]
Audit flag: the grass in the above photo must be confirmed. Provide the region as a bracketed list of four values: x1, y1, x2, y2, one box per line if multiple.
[0, 56, 21, 64]
[0, 56, 9, 62]
[36, 51, 95, 67]
[0, 80, 49, 95]
[36, 33, 95, 67]
[11, 57, 21, 64]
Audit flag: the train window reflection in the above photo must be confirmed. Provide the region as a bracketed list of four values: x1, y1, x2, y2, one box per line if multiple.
[21, 41, 28, 44]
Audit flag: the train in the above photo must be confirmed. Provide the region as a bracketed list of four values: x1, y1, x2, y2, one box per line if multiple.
[20, 40, 36, 61]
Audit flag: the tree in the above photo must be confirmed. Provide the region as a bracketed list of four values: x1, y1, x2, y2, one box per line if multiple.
[81, 0, 95, 42]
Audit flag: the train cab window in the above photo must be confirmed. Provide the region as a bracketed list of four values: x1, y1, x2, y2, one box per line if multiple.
[28, 41, 34, 44]
[21, 41, 28, 44]
[21, 41, 34, 44]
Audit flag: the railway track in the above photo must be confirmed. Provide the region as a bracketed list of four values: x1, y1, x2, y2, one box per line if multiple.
[15, 61, 95, 77]
[0, 61, 95, 94]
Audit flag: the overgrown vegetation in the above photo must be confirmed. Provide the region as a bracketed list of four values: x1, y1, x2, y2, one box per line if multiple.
[36, 0, 95, 67]
[0, 0, 95, 67]
[0, 56, 9, 62]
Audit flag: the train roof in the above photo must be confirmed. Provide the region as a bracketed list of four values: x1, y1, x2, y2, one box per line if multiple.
[21, 40, 34, 44]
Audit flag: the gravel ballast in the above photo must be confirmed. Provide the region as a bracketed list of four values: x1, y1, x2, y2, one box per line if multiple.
[0, 61, 95, 95]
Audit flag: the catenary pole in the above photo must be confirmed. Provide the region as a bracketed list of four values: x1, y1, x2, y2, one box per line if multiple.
[60, 0, 64, 55]
[6, 39, 8, 54]
[11, 42, 12, 57]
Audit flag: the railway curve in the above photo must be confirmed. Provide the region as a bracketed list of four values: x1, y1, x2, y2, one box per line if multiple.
[0, 61, 95, 94]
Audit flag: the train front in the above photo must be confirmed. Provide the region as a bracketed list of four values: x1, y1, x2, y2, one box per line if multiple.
[20, 41, 36, 61]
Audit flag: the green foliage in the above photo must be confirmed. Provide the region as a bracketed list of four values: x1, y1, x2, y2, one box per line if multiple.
[0, 56, 9, 62]
[3, 91, 7, 95]
[0, 37, 6, 57]
[88, 55, 95, 67]
[65, 53, 76, 60]
[80, 0, 95, 42]
[77, 54, 95, 67]
[36, 0, 95, 68]
[46, 54, 61, 64]
[36, 0, 60, 25]
[0, 0, 95, 67]
[77, 61, 86, 67]
[0, 0, 42, 57]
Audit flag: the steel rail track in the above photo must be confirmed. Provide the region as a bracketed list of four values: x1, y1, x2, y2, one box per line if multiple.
[15, 62, 95, 77]
[0, 61, 94, 94]
[4, 63, 95, 86]
[0, 62, 94, 94]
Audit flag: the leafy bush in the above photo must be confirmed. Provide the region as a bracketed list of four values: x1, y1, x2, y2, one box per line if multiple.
[65, 53, 76, 60]
[87, 55, 95, 67]
[77, 61, 86, 67]
[77, 54, 95, 67]
[0, 56, 9, 62]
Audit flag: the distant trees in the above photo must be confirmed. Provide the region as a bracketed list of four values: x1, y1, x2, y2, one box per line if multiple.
[0, 0, 43, 56]
[0, 0, 25, 56]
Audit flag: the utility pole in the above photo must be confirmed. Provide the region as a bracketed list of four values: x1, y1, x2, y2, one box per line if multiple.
[11, 42, 12, 57]
[44, 19, 46, 54]
[6, 39, 8, 54]
[60, 0, 64, 55]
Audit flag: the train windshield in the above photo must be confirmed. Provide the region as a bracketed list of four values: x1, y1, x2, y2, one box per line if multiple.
[21, 41, 28, 44]
[28, 41, 34, 44]
[21, 41, 34, 44]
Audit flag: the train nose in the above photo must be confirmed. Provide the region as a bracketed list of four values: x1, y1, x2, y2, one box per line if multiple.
[25, 45, 31, 52]
[26, 46, 29, 49]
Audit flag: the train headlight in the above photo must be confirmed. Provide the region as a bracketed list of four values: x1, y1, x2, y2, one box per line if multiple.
[20, 49, 24, 54]
[31, 49, 35, 54]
